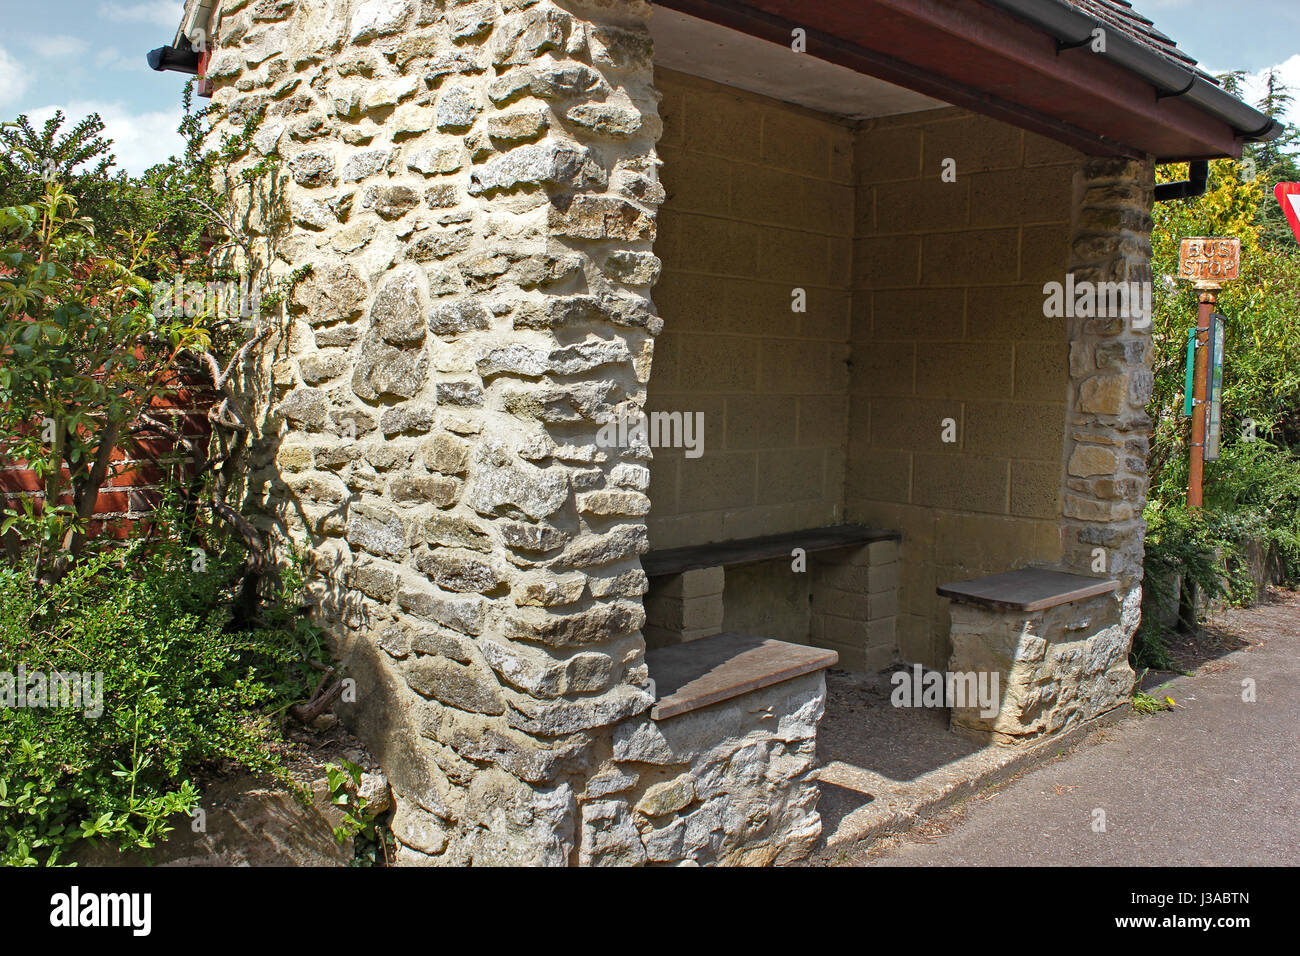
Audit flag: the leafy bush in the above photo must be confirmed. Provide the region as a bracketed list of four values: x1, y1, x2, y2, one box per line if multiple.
[1, 88, 231, 270]
[1136, 440, 1300, 667]
[0, 112, 126, 256]
[0, 95, 330, 868]
[0, 184, 209, 586]
[1139, 74, 1300, 661]
[0, 518, 325, 866]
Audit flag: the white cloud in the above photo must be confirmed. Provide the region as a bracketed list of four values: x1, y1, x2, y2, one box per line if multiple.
[0, 44, 29, 109]
[1209, 55, 1300, 129]
[1245, 56, 1300, 124]
[28, 35, 90, 59]
[98, 1, 186, 28]
[26, 100, 186, 176]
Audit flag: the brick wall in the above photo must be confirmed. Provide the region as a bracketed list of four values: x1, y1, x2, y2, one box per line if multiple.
[0, 384, 213, 542]
[846, 108, 1082, 668]
[647, 68, 854, 550]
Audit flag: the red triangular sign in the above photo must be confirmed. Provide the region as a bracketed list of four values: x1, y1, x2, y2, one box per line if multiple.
[1276, 182, 1300, 245]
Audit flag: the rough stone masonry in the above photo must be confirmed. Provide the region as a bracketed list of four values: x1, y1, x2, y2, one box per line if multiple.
[1058, 158, 1156, 712]
[201, 0, 823, 865]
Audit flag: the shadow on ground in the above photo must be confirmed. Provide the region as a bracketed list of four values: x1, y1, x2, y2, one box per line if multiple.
[812, 667, 986, 841]
[1138, 591, 1274, 691]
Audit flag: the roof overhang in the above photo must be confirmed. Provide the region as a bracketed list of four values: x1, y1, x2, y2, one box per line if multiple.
[653, 8, 946, 120]
[654, 0, 1276, 161]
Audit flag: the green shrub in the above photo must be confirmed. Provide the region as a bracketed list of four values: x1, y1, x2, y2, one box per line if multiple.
[0, 184, 210, 587]
[1143, 102, 1300, 656]
[0, 524, 324, 866]
[1136, 506, 1217, 669]
[1, 99, 326, 867]
[1136, 439, 1300, 667]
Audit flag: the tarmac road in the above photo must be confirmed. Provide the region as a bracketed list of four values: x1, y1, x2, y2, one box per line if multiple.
[854, 592, 1300, 866]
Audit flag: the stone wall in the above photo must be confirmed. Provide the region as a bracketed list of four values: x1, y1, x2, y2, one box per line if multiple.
[203, 0, 674, 865]
[648, 68, 854, 550]
[947, 592, 1130, 743]
[846, 108, 1083, 670]
[587, 670, 826, 865]
[1055, 156, 1157, 704]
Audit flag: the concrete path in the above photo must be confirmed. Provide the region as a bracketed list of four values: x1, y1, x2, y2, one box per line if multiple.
[841, 591, 1300, 866]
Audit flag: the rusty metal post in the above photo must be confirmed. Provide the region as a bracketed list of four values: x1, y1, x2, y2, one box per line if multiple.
[1187, 289, 1216, 509]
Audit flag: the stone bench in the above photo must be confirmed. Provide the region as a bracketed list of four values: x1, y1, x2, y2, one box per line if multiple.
[641, 524, 900, 578]
[641, 525, 901, 664]
[596, 631, 837, 865]
[937, 567, 1127, 745]
[645, 630, 838, 719]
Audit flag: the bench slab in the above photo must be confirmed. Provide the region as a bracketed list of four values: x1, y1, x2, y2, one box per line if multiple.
[937, 567, 1120, 613]
[642, 524, 900, 578]
[646, 631, 838, 720]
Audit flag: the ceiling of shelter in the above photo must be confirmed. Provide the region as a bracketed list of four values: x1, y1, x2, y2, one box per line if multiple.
[649, 7, 947, 120]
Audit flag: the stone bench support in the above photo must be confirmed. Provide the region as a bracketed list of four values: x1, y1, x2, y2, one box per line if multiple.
[580, 632, 836, 866]
[939, 568, 1130, 745]
[643, 566, 726, 646]
[810, 536, 900, 672]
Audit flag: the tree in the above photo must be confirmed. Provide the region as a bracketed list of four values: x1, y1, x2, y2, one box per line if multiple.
[1139, 69, 1300, 652]
[0, 185, 210, 586]
[0, 112, 131, 252]
[1, 88, 308, 612]
[1247, 70, 1300, 250]
[0, 86, 227, 274]
[1216, 70, 1248, 98]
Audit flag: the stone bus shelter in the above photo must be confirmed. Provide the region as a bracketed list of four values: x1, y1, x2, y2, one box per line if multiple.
[162, 0, 1277, 864]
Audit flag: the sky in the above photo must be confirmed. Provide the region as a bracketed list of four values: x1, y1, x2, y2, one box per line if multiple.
[0, 1, 191, 175]
[0, 0, 1297, 175]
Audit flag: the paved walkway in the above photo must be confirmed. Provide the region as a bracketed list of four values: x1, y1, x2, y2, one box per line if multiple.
[841, 591, 1300, 866]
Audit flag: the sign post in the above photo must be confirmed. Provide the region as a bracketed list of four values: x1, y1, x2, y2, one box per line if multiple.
[1177, 238, 1240, 508]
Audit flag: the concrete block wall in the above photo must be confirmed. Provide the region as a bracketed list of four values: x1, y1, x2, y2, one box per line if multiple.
[647, 68, 854, 550]
[809, 538, 899, 671]
[648, 81, 1089, 674]
[846, 108, 1083, 669]
[643, 566, 724, 647]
